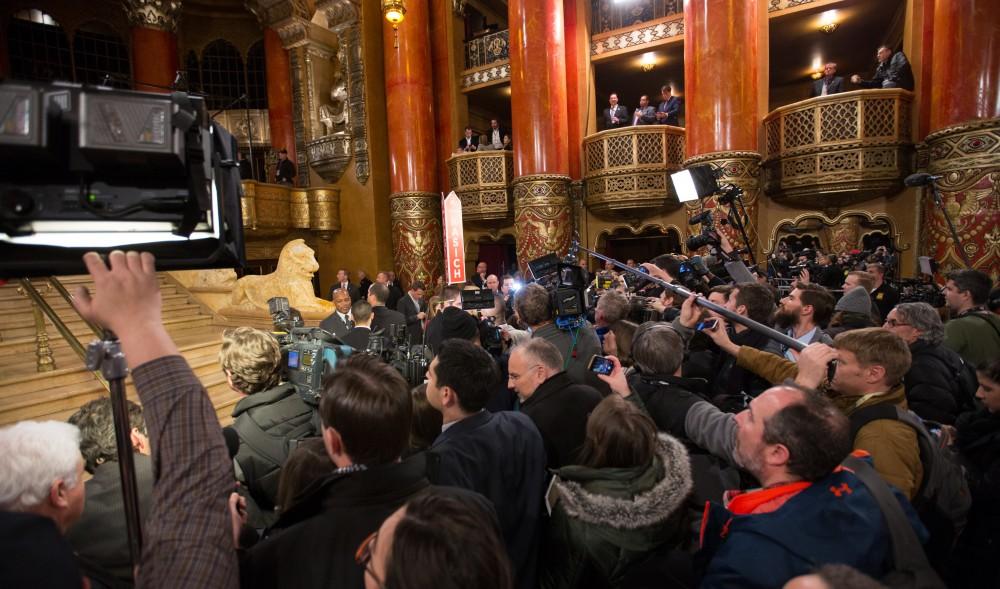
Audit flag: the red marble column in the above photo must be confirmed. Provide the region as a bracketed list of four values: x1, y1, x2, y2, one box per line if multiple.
[922, 0, 1000, 279]
[264, 28, 296, 164]
[563, 0, 583, 180]
[510, 0, 573, 267]
[682, 0, 761, 256]
[131, 27, 178, 93]
[929, 0, 1000, 132]
[383, 2, 443, 287]
[430, 1, 460, 192]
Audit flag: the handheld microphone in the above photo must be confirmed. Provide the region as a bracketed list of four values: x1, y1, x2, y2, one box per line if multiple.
[904, 173, 942, 187]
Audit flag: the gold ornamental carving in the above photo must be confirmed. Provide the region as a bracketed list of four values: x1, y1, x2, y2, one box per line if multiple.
[447, 151, 514, 223]
[390, 192, 444, 287]
[761, 89, 914, 208]
[763, 210, 907, 255]
[240, 180, 341, 240]
[582, 125, 686, 218]
[513, 175, 573, 270]
[923, 118, 1000, 279]
[682, 151, 761, 257]
[122, 0, 181, 32]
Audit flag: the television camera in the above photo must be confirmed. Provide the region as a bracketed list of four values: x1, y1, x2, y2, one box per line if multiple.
[527, 253, 590, 331]
[373, 323, 429, 387]
[267, 297, 352, 404]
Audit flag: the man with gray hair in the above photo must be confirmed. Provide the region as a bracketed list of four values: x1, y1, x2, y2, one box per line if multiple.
[0, 420, 87, 586]
[884, 302, 978, 423]
[507, 338, 602, 468]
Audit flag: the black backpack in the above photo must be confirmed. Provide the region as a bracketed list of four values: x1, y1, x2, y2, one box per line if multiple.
[850, 404, 972, 568]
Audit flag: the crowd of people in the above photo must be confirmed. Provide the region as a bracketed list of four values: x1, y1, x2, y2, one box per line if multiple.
[1, 243, 998, 589]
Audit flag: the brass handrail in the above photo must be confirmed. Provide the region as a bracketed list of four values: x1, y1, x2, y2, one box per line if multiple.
[18, 279, 110, 390]
[48, 277, 101, 337]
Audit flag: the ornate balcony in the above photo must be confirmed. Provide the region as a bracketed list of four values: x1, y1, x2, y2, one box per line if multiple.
[761, 89, 914, 208]
[446, 151, 514, 223]
[240, 181, 341, 240]
[582, 125, 686, 217]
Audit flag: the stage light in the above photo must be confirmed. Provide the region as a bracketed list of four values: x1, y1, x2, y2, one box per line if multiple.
[670, 165, 720, 203]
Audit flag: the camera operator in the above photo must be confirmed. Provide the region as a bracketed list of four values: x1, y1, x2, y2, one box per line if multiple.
[221, 327, 318, 525]
[514, 283, 604, 391]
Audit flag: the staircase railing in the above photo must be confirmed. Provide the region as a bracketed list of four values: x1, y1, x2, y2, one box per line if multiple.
[48, 277, 102, 337]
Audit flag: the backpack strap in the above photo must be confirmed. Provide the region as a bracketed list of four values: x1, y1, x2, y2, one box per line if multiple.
[841, 455, 945, 589]
[849, 404, 937, 507]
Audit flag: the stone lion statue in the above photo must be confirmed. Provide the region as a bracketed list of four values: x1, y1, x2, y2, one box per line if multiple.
[229, 239, 334, 313]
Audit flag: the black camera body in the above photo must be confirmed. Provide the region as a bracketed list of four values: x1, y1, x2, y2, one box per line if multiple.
[898, 278, 946, 307]
[283, 327, 354, 404]
[527, 254, 590, 331]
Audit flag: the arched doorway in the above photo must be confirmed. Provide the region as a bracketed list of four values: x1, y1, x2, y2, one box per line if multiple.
[595, 225, 683, 266]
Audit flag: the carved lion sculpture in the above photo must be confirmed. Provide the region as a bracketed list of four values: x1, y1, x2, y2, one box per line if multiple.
[229, 239, 334, 313]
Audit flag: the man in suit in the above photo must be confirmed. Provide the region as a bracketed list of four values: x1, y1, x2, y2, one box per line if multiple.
[632, 94, 656, 125]
[602, 93, 629, 129]
[327, 268, 359, 303]
[812, 62, 845, 97]
[482, 118, 509, 150]
[375, 271, 403, 310]
[426, 339, 546, 589]
[471, 261, 488, 289]
[274, 148, 296, 185]
[396, 281, 428, 345]
[458, 126, 478, 152]
[368, 283, 407, 342]
[655, 85, 681, 126]
[851, 46, 914, 91]
[357, 270, 372, 299]
[341, 300, 375, 350]
[319, 288, 353, 340]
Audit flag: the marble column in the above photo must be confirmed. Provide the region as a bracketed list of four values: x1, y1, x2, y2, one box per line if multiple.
[683, 0, 761, 259]
[383, 1, 443, 287]
[123, 0, 181, 93]
[430, 0, 464, 192]
[922, 0, 1000, 279]
[264, 27, 297, 167]
[510, 0, 573, 269]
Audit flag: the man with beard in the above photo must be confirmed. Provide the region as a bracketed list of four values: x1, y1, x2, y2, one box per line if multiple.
[767, 283, 835, 361]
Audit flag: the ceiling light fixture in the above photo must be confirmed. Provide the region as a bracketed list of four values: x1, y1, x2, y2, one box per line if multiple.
[818, 10, 838, 33]
[640, 52, 656, 72]
[383, 0, 406, 48]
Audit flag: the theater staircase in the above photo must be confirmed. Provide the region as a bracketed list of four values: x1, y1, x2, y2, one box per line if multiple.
[0, 274, 240, 427]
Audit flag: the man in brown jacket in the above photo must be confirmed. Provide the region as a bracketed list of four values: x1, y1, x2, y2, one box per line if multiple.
[706, 324, 923, 499]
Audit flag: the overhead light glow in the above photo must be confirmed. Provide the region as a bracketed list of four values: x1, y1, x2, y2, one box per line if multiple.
[640, 52, 656, 72]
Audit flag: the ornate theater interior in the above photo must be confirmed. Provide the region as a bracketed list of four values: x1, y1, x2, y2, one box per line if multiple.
[0, 0, 997, 424]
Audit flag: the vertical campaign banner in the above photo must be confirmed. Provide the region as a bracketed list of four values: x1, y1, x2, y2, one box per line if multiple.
[442, 191, 466, 284]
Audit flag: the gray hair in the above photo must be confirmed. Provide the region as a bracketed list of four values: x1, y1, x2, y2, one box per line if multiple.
[631, 322, 684, 375]
[0, 421, 82, 512]
[513, 338, 564, 372]
[894, 302, 945, 345]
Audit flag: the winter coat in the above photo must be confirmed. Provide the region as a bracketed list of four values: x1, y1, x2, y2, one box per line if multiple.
[540, 433, 694, 589]
[950, 409, 1000, 588]
[735, 345, 923, 499]
[904, 339, 977, 424]
[521, 371, 604, 469]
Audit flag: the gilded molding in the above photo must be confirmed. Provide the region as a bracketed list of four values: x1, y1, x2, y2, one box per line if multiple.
[240, 180, 341, 240]
[122, 0, 181, 32]
[923, 118, 1000, 278]
[513, 175, 573, 267]
[594, 223, 683, 252]
[767, 0, 816, 13]
[763, 210, 906, 255]
[306, 134, 352, 183]
[390, 192, 443, 286]
[461, 61, 510, 91]
[245, 0, 313, 28]
[590, 14, 684, 59]
[214, 109, 271, 146]
[447, 151, 514, 223]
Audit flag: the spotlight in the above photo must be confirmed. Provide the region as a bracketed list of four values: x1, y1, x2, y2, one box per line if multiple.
[670, 165, 720, 203]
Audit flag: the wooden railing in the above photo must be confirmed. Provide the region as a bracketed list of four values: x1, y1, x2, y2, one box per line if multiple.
[761, 89, 915, 207]
[446, 150, 514, 223]
[582, 125, 686, 217]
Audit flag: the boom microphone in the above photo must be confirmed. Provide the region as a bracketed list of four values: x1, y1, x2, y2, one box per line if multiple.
[904, 173, 942, 187]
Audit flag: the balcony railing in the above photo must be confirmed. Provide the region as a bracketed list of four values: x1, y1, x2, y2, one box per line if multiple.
[464, 29, 509, 70]
[447, 151, 514, 223]
[240, 181, 341, 240]
[582, 125, 686, 217]
[761, 89, 914, 207]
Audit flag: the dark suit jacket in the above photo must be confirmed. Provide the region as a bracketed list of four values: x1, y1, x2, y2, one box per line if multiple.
[396, 294, 427, 345]
[319, 311, 351, 340]
[483, 127, 508, 149]
[341, 326, 373, 350]
[632, 105, 656, 125]
[657, 96, 681, 126]
[812, 76, 845, 97]
[472, 273, 488, 289]
[603, 104, 629, 129]
[385, 283, 404, 310]
[358, 277, 373, 299]
[428, 410, 546, 589]
[370, 305, 406, 340]
[858, 52, 914, 91]
[328, 282, 359, 303]
[520, 372, 603, 469]
[458, 136, 478, 151]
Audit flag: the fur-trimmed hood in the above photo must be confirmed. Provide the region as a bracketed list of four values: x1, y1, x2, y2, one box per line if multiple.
[552, 433, 693, 530]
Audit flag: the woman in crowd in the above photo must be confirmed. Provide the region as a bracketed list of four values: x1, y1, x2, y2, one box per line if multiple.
[539, 394, 693, 589]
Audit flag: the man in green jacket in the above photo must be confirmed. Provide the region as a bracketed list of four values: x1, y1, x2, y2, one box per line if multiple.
[942, 269, 1000, 368]
[706, 325, 923, 500]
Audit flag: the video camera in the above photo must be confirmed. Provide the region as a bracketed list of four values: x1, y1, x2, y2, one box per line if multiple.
[267, 297, 352, 404]
[685, 209, 728, 252]
[268, 296, 303, 344]
[527, 253, 589, 331]
[0, 81, 245, 277]
[372, 323, 429, 387]
[898, 278, 945, 307]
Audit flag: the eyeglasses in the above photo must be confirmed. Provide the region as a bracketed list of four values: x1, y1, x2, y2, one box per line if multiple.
[355, 531, 385, 588]
[884, 319, 910, 327]
[508, 365, 540, 381]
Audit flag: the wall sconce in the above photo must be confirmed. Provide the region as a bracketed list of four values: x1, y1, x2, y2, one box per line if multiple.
[818, 10, 838, 33]
[640, 52, 656, 72]
[383, 0, 406, 48]
[811, 71, 824, 80]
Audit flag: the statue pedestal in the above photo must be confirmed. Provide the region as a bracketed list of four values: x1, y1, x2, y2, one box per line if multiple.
[216, 306, 328, 330]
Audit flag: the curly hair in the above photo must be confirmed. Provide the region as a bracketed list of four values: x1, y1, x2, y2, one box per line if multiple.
[219, 327, 282, 395]
[68, 397, 146, 473]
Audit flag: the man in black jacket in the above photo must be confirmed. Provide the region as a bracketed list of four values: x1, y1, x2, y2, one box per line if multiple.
[368, 283, 406, 340]
[851, 45, 914, 91]
[508, 338, 602, 468]
[396, 280, 428, 345]
[426, 340, 547, 589]
[241, 354, 428, 588]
